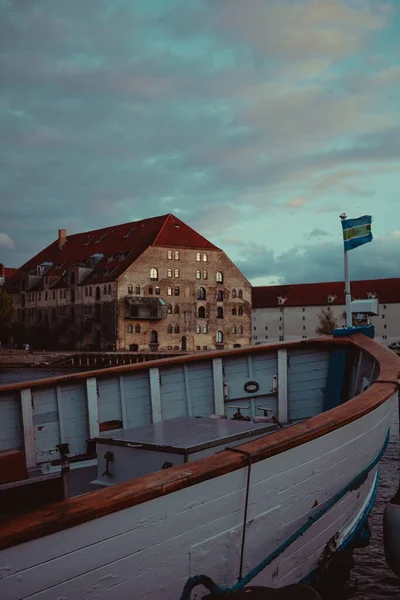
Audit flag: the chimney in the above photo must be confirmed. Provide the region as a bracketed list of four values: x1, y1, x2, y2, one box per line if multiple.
[58, 229, 67, 248]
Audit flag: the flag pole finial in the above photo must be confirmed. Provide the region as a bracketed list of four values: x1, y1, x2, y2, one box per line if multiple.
[340, 212, 347, 220]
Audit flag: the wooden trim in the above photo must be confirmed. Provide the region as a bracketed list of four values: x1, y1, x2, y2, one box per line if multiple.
[212, 358, 224, 416]
[55, 386, 66, 444]
[86, 378, 99, 439]
[119, 376, 128, 429]
[183, 365, 193, 417]
[20, 388, 36, 470]
[149, 368, 162, 423]
[0, 334, 399, 550]
[277, 349, 288, 422]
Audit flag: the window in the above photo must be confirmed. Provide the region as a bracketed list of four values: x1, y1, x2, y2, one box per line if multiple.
[135, 284, 140, 294]
[174, 269, 179, 278]
[303, 326, 306, 330]
[203, 271, 208, 280]
[279, 316, 282, 321]
[89, 287, 92, 296]
[59, 290, 62, 299]
[38, 292, 42, 301]
[135, 324, 141, 333]
[196, 252, 201, 262]
[108, 284, 111, 294]
[196, 325, 201, 333]
[167, 269, 172, 278]
[302, 316, 305, 321]
[196, 345, 201, 350]
[197, 287, 206, 300]
[167, 250, 173, 260]
[238, 325, 243, 335]
[216, 331, 223, 343]
[155, 286, 160, 295]
[216, 271, 223, 283]
[383, 334, 387, 339]
[196, 270, 201, 279]
[382, 314, 385, 319]
[167, 304, 172, 314]
[148, 285, 153, 295]
[174, 325, 180, 334]
[232, 325, 237, 334]
[167, 324, 173, 334]
[174, 287, 180, 296]
[238, 306, 243, 316]
[217, 290, 223, 301]
[104, 285, 107, 294]
[279, 335, 284, 341]
[202, 253, 208, 262]
[232, 306, 237, 315]
[127, 324, 133, 333]
[279, 326, 282, 331]
[217, 306, 224, 319]
[384, 324, 387, 329]
[302, 307, 305, 312]
[53, 290, 56, 300]
[174, 304, 180, 314]
[203, 325, 208, 334]
[45, 291, 48, 301]
[265, 326, 268, 330]
[150, 268, 158, 281]
[167, 287, 172, 296]
[174, 251, 180, 260]
[238, 289, 243, 298]
[128, 285, 133, 295]
[232, 289, 236, 298]
[150, 331, 158, 344]
[198, 306, 206, 318]
[253, 326, 256, 331]
[383, 304, 387, 309]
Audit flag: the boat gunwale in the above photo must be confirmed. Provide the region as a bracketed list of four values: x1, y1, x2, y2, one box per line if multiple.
[0, 334, 399, 551]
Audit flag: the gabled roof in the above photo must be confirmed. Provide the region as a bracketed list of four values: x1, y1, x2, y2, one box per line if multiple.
[252, 278, 400, 308]
[7, 214, 220, 288]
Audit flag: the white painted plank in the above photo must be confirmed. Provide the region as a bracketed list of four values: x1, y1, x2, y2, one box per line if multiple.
[149, 368, 161, 422]
[277, 349, 288, 423]
[212, 357, 224, 416]
[20, 388, 36, 469]
[85, 378, 99, 439]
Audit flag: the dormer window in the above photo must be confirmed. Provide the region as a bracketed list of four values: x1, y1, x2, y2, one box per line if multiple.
[327, 295, 337, 304]
[277, 296, 287, 305]
[367, 292, 377, 299]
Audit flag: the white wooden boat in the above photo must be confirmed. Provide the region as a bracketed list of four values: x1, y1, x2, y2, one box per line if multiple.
[0, 332, 399, 599]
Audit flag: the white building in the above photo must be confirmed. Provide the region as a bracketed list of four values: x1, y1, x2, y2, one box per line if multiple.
[252, 279, 400, 347]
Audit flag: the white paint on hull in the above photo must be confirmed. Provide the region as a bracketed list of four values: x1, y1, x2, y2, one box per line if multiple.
[0, 395, 395, 600]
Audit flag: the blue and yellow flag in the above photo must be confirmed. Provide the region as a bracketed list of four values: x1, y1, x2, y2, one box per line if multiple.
[341, 215, 372, 251]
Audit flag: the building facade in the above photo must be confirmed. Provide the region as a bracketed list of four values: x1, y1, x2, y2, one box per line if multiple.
[252, 279, 400, 347]
[0, 264, 17, 288]
[7, 214, 252, 351]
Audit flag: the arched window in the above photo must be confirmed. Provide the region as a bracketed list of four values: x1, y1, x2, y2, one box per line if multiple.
[238, 306, 243, 316]
[232, 289, 237, 298]
[174, 251, 180, 260]
[216, 271, 223, 283]
[174, 269, 179, 278]
[127, 324, 133, 333]
[203, 325, 208, 334]
[196, 325, 201, 334]
[238, 289, 243, 298]
[198, 306, 206, 319]
[216, 331, 223, 343]
[196, 270, 201, 279]
[174, 304, 180, 314]
[150, 331, 158, 343]
[108, 284, 111, 294]
[167, 250, 173, 260]
[167, 268, 172, 278]
[150, 268, 158, 281]
[232, 306, 237, 315]
[174, 287, 180, 296]
[167, 304, 173, 314]
[217, 306, 224, 319]
[238, 325, 243, 335]
[155, 286, 160, 295]
[95, 286, 101, 300]
[148, 285, 153, 295]
[174, 325, 180, 334]
[103, 285, 107, 294]
[135, 324, 141, 333]
[217, 290, 223, 301]
[128, 285, 133, 295]
[167, 287, 172, 296]
[202, 253, 208, 262]
[232, 325, 237, 334]
[167, 324, 173, 334]
[135, 284, 140, 294]
[196, 252, 201, 262]
[203, 270, 207, 280]
[197, 287, 206, 300]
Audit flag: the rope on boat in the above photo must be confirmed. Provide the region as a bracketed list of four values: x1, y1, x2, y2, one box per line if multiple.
[179, 429, 390, 599]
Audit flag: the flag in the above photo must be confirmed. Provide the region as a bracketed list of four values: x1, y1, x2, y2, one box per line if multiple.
[341, 215, 373, 251]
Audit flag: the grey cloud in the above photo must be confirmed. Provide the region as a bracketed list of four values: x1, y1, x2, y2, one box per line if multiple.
[308, 228, 330, 238]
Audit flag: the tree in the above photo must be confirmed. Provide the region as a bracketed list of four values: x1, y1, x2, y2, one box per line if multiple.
[0, 288, 13, 341]
[315, 308, 338, 335]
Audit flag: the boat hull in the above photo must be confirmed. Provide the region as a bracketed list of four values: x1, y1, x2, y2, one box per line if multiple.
[0, 394, 395, 600]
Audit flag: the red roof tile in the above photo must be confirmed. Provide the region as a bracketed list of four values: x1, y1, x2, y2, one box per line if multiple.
[7, 214, 220, 288]
[252, 279, 400, 308]
[0, 265, 18, 279]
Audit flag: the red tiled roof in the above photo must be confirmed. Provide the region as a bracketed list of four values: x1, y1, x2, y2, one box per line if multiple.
[252, 278, 400, 308]
[7, 214, 220, 288]
[0, 265, 18, 278]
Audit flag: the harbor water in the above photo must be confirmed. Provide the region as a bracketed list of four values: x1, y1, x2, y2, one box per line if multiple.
[0, 367, 399, 598]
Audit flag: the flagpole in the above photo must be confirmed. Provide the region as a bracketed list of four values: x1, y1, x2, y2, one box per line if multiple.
[340, 213, 353, 328]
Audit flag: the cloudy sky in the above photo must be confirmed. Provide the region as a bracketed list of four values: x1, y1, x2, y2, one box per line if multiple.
[1, 0, 399, 286]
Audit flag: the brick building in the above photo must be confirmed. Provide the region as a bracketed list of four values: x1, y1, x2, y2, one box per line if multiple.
[6, 214, 251, 351]
[252, 279, 400, 347]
